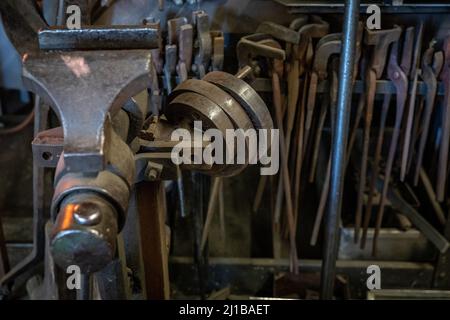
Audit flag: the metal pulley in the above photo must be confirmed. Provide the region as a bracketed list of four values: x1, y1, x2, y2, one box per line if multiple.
[203, 71, 274, 131]
[164, 71, 273, 177]
[165, 91, 237, 177]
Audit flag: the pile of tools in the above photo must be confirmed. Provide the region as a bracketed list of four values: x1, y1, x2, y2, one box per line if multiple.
[146, 10, 225, 115]
[247, 16, 450, 264]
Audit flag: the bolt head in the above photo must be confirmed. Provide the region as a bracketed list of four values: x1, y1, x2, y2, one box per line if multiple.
[147, 168, 159, 180]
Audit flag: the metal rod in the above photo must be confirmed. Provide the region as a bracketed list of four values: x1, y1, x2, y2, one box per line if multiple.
[320, 0, 359, 300]
[200, 177, 221, 252]
[420, 168, 446, 226]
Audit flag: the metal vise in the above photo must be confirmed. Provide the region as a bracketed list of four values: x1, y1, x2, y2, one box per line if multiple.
[0, 0, 158, 274]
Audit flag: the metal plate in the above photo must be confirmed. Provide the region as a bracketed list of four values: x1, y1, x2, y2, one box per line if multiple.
[203, 71, 274, 131]
[166, 92, 243, 177]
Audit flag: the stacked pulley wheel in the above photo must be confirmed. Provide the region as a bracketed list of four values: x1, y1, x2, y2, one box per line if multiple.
[165, 71, 274, 177]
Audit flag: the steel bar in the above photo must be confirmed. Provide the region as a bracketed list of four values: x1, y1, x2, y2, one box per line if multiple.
[253, 176, 268, 213]
[191, 173, 207, 300]
[407, 96, 425, 174]
[420, 169, 446, 226]
[176, 166, 186, 218]
[272, 72, 299, 274]
[310, 157, 331, 246]
[320, 0, 359, 300]
[309, 94, 330, 183]
[39, 26, 160, 50]
[218, 180, 226, 248]
[363, 93, 392, 241]
[400, 23, 424, 181]
[293, 87, 306, 217]
[200, 178, 221, 252]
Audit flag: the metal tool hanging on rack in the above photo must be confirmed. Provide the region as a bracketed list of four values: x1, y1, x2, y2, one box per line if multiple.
[400, 23, 424, 181]
[309, 25, 363, 246]
[413, 43, 444, 186]
[368, 37, 409, 255]
[362, 27, 414, 249]
[355, 26, 402, 246]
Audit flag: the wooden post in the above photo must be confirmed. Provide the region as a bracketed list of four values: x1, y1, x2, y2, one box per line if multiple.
[136, 181, 170, 299]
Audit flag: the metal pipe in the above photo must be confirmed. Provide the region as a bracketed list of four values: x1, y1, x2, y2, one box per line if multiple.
[320, 0, 359, 300]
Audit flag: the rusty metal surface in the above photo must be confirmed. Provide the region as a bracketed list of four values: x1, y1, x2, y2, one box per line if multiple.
[211, 32, 224, 72]
[203, 71, 274, 131]
[236, 33, 286, 71]
[23, 50, 153, 173]
[170, 79, 253, 131]
[167, 17, 188, 45]
[32, 127, 64, 168]
[169, 79, 256, 175]
[192, 10, 212, 78]
[165, 91, 240, 177]
[256, 21, 300, 44]
[177, 24, 193, 82]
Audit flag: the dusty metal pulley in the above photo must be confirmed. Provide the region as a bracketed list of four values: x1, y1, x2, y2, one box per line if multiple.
[165, 91, 238, 177]
[165, 71, 273, 177]
[203, 71, 274, 132]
